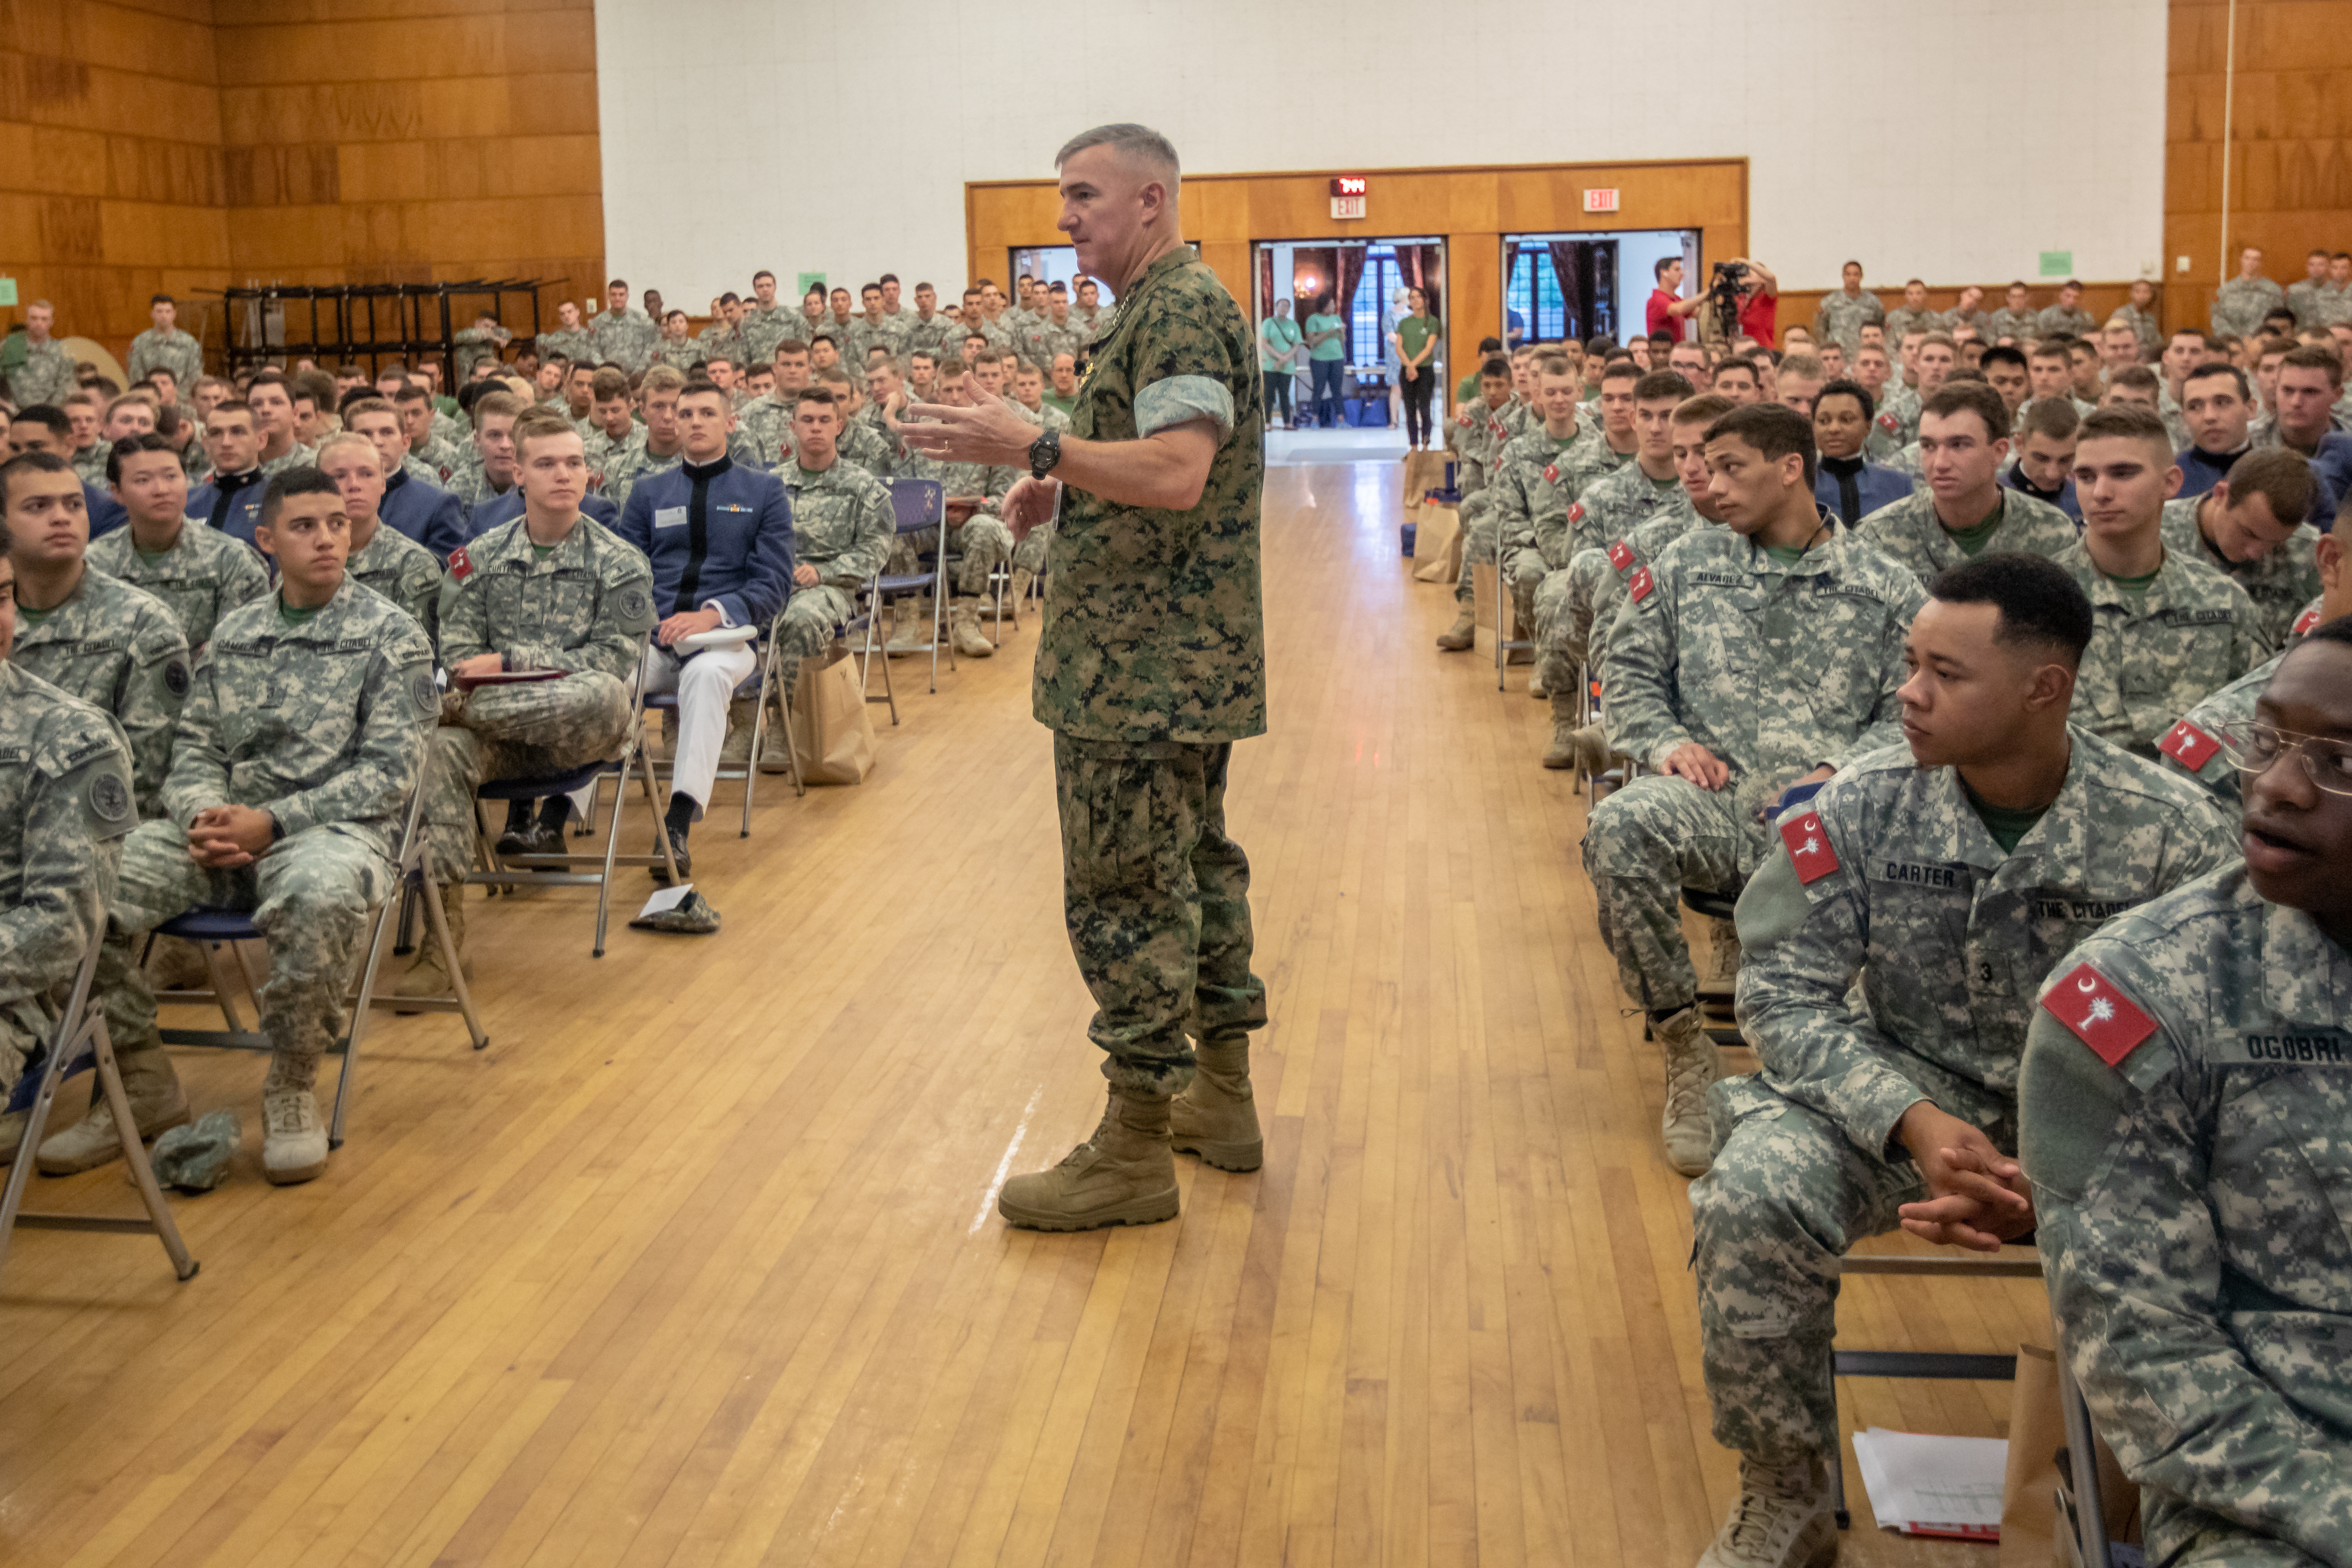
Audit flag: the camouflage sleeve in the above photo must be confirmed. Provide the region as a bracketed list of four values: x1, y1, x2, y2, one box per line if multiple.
[2021, 993, 2352, 1559]
[127, 334, 158, 384]
[1490, 458, 1536, 553]
[268, 620, 435, 840]
[119, 611, 195, 819]
[159, 641, 231, 829]
[1836, 570, 1926, 768]
[0, 719, 132, 1010]
[1732, 802, 1932, 1154]
[1598, 564, 1695, 767]
[831, 480, 896, 587]
[435, 559, 491, 668]
[398, 552, 445, 652]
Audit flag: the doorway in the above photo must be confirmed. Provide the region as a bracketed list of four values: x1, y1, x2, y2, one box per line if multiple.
[1502, 230, 1699, 350]
[1252, 237, 1445, 448]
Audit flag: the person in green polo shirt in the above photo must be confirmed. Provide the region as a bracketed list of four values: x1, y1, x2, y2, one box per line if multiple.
[1303, 295, 1346, 428]
[1258, 298, 1303, 430]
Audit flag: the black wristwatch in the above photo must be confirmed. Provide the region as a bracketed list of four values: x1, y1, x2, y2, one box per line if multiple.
[1028, 429, 1062, 481]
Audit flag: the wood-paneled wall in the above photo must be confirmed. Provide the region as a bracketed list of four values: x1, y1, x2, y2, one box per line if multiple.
[1, 0, 602, 372]
[2165, 0, 2352, 332]
[213, 0, 604, 335]
[969, 161, 1748, 384]
[0, 0, 233, 366]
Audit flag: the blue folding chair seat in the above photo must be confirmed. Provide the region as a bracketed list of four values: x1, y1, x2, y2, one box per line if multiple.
[863, 478, 951, 698]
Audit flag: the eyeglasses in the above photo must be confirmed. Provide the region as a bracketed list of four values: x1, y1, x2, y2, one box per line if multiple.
[2215, 720, 2352, 797]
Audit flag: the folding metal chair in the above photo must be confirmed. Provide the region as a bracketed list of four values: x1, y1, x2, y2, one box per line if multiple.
[147, 782, 486, 1150]
[467, 647, 677, 956]
[642, 611, 804, 839]
[0, 937, 198, 1287]
[863, 478, 951, 694]
[1494, 546, 1537, 692]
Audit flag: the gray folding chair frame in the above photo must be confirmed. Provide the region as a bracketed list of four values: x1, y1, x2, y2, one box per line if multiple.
[149, 780, 486, 1150]
[468, 637, 678, 956]
[864, 478, 952, 695]
[1828, 1250, 2111, 1564]
[1494, 546, 1537, 692]
[0, 938, 198, 1287]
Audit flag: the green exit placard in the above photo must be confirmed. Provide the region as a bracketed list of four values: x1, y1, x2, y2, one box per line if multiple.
[2039, 251, 2073, 277]
[797, 272, 826, 297]
[0, 277, 16, 307]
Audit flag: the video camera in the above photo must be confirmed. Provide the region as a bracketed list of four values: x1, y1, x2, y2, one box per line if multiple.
[1706, 260, 1750, 339]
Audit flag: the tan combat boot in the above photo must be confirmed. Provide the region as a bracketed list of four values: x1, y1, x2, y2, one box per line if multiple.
[720, 696, 755, 764]
[1655, 1006, 1727, 1177]
[998, 1089, 1181, 1230]
[1542, 697, 1584, 769]
[758, 681, 797, 775]
[1695, 1452, 1838, 1568]
[261, 1051, 329, 1186]
[886, 599, 929, 657]
[1435, 604, 1476, 651]
[392, 884, 470, 1002]
[1169, 1038, 1263, 1171]
[949, 601, 994, 659]
[0, 1109, 25, 1167]
[36, 1037, 190, 1175]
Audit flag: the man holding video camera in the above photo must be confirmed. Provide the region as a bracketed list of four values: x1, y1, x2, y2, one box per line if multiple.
[1697, 257, 1780, 350]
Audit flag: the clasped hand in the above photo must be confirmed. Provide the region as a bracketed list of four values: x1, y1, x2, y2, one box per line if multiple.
[1894, 1102, 2035, 1252]
[187, 805, 275, 869]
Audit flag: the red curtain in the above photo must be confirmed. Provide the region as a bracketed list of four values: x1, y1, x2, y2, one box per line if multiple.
[1335, 245, 1367, 362]
[1549, 241, 1586, 342]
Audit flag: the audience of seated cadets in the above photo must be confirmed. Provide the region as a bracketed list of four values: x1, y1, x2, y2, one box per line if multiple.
[37, 466, 434, 1186]
[405, 408, 656, 1000]
[615, 379, 793, 871]
[1589, 403, 1924, 1176]
[1, 450, 191, 821]
[2057, 406, 2273, 757]
[885, 359, 1028, 660]
[85, 433, 270, 652]
[2020, 618, 2352, 1568]
[1690, 554, 2231, 1568]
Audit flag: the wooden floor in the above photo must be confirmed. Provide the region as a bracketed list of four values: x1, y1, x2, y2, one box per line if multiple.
[0, 463, 2050, 1568]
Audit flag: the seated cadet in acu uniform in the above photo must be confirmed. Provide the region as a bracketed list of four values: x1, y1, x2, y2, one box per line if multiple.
[7, 405, 128, 538]
[406, 409, 654, 999]
[768, 387, 894, 682]
[1855, 381, 2076, 580]
[86, 432, 270, 652]
[2057, 407, 2272, 757]
[2, 452, 192, 823]
[0, 477, 142, 1162]
[1690, 555, 2233, 1568]
[2158, 515, 2343, 809]
[2156, 445, 2324, 648]
[39, 469, 435, 1185]
[1588, 403, 1923, 1176]
[2022, 621, 2352, 1568]
[316, 434, 445, 646]
[616, 380, 792, 877]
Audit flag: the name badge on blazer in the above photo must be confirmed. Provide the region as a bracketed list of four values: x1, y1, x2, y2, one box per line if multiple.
[654, 506, 688, 530]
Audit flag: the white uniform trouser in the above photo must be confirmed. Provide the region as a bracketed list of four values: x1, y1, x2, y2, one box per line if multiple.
[638, 639, 756, 820]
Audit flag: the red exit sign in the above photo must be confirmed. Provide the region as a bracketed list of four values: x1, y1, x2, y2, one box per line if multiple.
[1583, 187, 1620, 213]
[1329, 175, 1367, 197]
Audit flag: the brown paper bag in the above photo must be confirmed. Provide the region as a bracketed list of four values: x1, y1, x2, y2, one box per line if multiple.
[1471, 560, 1522, 645]
[788, 645, 876, 785]
[1413, 505, 1463, 583]
[2003, 1344, 2138, 1566]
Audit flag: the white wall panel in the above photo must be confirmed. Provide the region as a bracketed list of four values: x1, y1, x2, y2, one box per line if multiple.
[596, 0, 2165, 308]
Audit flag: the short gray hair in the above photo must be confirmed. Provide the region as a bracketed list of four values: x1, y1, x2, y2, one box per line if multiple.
[1055, 123, 1181, 188]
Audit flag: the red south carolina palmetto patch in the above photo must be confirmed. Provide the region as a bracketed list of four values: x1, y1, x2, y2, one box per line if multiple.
[1778, 810, 1839, 883]
[1627, 565, 1656, 604]
[1608, 539, 1636, 572]
[2157, 719, 2220, 771]
[2043, 963, 2158, 1066]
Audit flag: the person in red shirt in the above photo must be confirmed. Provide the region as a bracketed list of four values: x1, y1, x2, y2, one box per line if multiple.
[1647, 256, 1703, 342]
[1726, 257, 1780, 348]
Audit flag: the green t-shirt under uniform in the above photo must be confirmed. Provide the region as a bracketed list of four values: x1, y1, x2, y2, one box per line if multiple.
[1305, 313, 1345, 362]
[1945, 513, 2007, 556]
[1964, 780, 2051, 855]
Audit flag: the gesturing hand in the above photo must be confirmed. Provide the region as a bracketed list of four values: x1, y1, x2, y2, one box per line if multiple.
[900, 387, 1037, 467]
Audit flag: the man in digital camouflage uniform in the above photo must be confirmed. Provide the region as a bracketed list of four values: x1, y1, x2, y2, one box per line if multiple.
[0, 470, 140, 1163]
[416, 409, 652, 990]
[2023, 620, 2352, 1568]
[588, 280, 658, 376]
[904, 124, 1269, 1231]
[127, 294, 204, 390]
[1689, 553, 2233, 1568]
[1589, 404, 1922, 1176]
[768, 387, 894, 680]
[40, 468, 435, 1186]
[86, 433, 270, 653]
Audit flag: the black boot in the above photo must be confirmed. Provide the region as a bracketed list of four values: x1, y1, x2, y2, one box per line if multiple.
[652, 793, 695, 881]
[493, 797, 536, 857]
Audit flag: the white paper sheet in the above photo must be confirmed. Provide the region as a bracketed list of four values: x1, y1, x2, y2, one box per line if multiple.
[1851, 1426, 2007, 1539]
[636, 884, 695, 919]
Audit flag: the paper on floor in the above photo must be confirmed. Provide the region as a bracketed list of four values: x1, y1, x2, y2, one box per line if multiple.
[1852, 1426, 2007, 1541]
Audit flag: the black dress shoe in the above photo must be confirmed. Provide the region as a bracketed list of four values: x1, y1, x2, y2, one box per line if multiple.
[649, 825, 692, 882]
